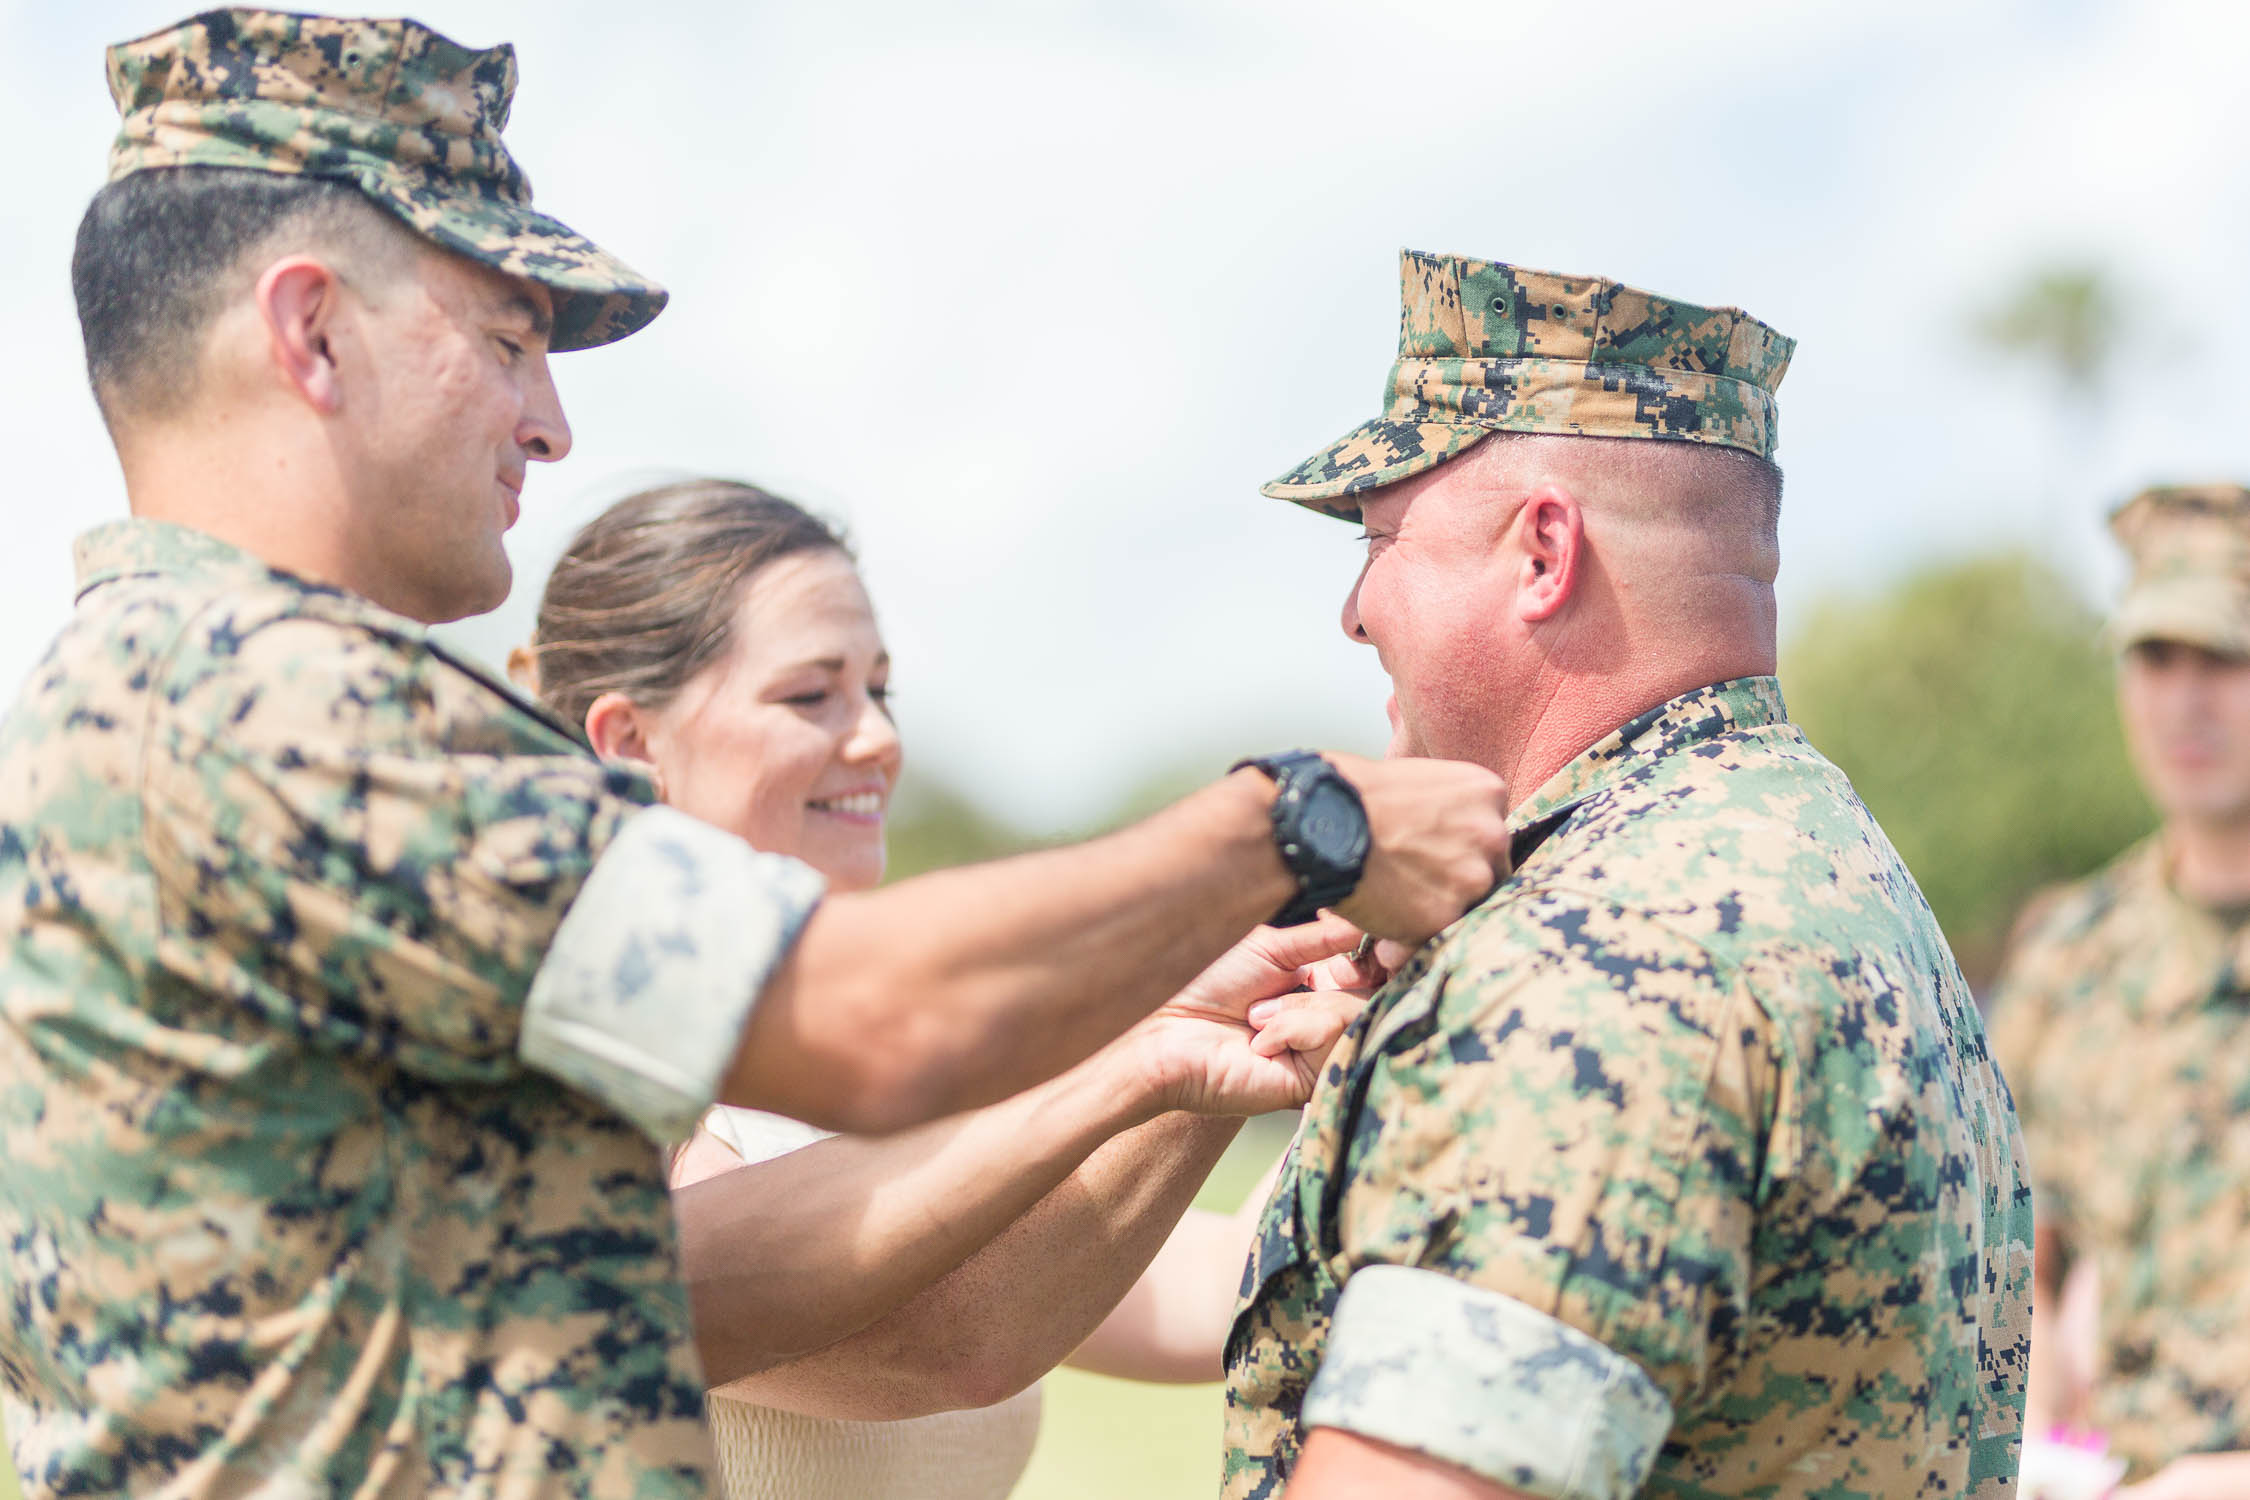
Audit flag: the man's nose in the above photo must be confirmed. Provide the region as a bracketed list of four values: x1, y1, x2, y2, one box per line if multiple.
[1340, 566, 1372, 645]
[519, 360, 574, 463]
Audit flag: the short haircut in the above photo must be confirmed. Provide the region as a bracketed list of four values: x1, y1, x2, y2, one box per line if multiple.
[1476, 429, 1785, 538]
[71, 167, 412, 425]
[1704, 443, 1786, 537]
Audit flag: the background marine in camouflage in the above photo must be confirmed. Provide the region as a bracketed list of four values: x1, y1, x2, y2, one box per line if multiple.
[1991, 482, 2250, 1494]
[1225, 250, 2033, 1500]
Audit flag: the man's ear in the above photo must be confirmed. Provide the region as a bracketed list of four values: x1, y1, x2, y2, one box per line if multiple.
[1514, 482, 1585, 623]
[504, 646, 541, 696]
[584, 690, 659, 769]
[253, 255, 348, 414]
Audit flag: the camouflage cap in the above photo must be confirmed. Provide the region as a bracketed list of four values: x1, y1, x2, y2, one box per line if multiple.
[104, 9, 665, 352]
[1263, 250, 1795, 520]
[2108, 484, 2250, 656]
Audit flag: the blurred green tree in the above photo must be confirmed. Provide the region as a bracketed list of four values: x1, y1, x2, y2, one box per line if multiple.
[1973, 265, 2122, 416]
[884, 776, 1038, 881]
[1784, 551, 2153, 989]
[1971, 263, 2128, 519]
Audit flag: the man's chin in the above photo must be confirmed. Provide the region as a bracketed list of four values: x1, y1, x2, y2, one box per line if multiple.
[440, 552, 514, 623]
[1385, 709, 1494, 770]
[2158, 782, 2250, 827]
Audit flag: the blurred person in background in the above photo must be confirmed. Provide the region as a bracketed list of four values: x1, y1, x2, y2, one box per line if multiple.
[513, 480, 1384, 1500]
[1991, 483, 2250, 1499]
[1223, 251, 2031, 1500]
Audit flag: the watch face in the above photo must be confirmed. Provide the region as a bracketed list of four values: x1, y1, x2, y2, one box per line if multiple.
[1297, 780, 1370, 868]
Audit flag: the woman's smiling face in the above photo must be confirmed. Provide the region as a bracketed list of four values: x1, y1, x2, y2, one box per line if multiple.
[641, 548, 902, 892]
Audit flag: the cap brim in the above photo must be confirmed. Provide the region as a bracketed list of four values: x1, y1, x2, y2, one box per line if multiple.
[2109, 582, 2250, 657]
[369, 184, 668, 352]
[1259, 418, 1492, 520]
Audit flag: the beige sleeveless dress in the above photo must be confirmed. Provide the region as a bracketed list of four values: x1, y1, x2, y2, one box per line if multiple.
[699, 1106, 1045, 1500]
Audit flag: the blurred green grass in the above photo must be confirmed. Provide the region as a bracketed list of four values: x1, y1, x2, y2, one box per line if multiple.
[0, 1115, 1293, 1500]
[1011, 1111, 1292, 1500]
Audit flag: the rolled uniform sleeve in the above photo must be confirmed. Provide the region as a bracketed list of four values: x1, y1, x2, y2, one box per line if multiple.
[522, 803, 822, 1140]
[1305, 1266, 1674, 1498]
[141, 610, 822, 1141]
[1302, 886, 1774, 1499]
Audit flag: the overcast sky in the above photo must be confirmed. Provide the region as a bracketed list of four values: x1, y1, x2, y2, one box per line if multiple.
[5, 0, 2246, 829]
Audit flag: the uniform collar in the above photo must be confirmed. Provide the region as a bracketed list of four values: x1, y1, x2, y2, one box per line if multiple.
[2123, 835, 2250, 1015]
[1506, 676, 1791, 837]
[73, 519, 303, 602]
[72, 518, 596, 754]
[1351, 677, 1792, 1064]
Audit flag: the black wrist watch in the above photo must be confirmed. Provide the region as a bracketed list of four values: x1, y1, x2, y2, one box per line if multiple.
[1230, 750, 1372, 927]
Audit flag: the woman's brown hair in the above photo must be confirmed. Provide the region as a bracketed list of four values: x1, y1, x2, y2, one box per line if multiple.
[519, 478, 852, 732]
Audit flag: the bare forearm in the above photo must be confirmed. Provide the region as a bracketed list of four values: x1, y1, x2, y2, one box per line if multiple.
[1068, 1144, 1289, 1383]
[730, 771, 1289, 1132]
[726, 1109, 1245, 1418]
[680, 1047, 1162, 1385]
[1287, 1430, 1523, 1500]
[1060, 1207, 1243, 1383]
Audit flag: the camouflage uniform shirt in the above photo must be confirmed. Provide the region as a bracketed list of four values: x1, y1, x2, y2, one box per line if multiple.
[1989, 838, 2250, 1477]
[0, 522, 822, 1497]
[1223, 678, 2033, 1500]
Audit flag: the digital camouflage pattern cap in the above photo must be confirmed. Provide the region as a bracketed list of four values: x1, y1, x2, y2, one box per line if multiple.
[2108, 484, 2250, 656]
[1264, 250, 1795, 520]
[104, 8, 666, 352]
